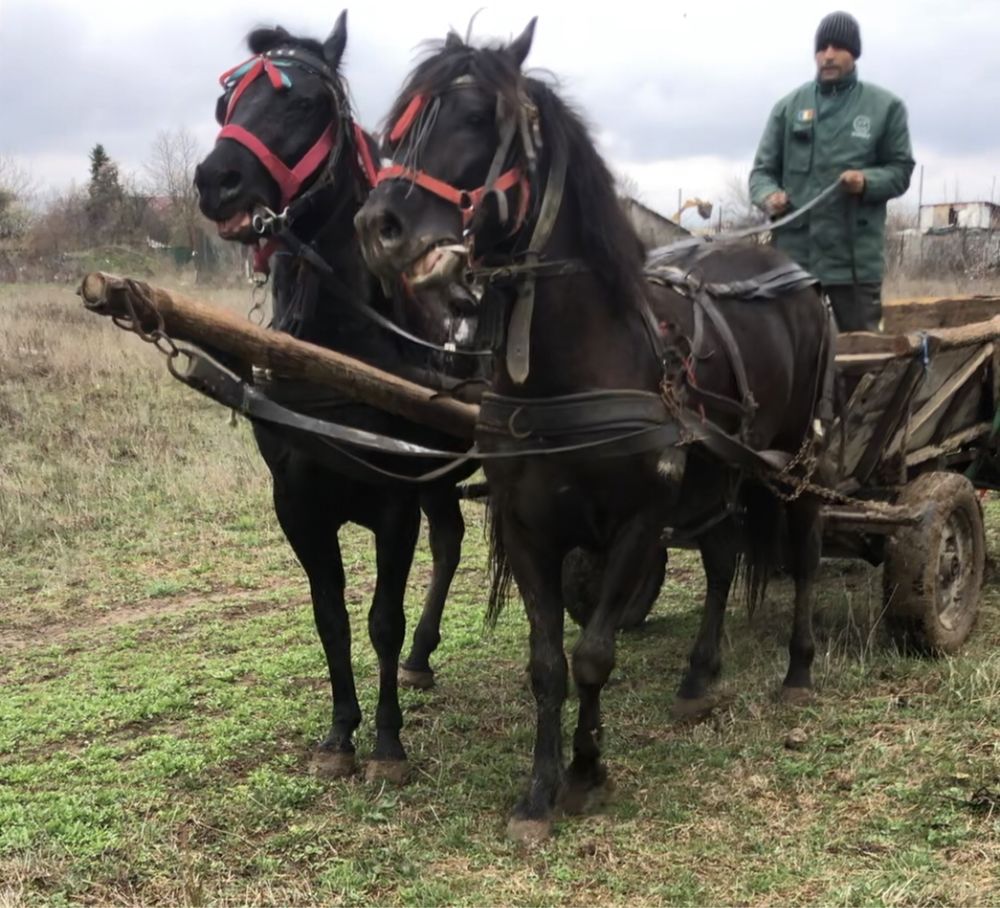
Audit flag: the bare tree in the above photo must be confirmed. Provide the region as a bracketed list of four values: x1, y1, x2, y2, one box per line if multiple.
[716, 171, 767, 230]
[614, 170, 643, 204]
[144, 128, 203, 248]
[0, 154, 37, 239]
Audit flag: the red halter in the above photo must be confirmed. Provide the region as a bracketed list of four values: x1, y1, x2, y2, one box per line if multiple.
[376, 92, 531, 233]
[215, 52, 380, 275]
[216, 54, 336, 209]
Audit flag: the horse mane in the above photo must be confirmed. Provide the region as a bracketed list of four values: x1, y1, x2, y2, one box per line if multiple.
[383, 38, 647, 311]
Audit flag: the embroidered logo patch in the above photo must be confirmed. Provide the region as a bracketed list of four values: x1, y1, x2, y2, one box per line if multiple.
[851, 115, 872, 139]
[796, 108, 815, 123]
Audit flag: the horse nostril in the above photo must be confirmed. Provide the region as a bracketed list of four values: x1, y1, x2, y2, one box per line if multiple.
[378, 211, 403, 243]
[220, 170, 242, 197]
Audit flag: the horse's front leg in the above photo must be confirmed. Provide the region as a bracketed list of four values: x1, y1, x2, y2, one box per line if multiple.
[268, 461, 359, 778]
[502, 517, 567, 843]
[365, 496, 421, 782]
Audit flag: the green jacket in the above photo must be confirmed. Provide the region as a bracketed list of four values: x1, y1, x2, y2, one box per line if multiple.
[749, 70, 914, 285]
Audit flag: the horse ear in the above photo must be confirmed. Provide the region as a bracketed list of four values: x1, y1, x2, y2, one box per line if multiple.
[323, 10, 348, 69]
[445, 29, 463, 49]
[507, 18, 536, 67]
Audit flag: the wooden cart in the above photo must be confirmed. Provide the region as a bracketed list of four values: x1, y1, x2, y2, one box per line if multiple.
[822, 300, 1000, 652]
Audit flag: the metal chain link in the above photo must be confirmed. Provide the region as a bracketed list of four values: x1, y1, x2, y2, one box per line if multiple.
[247, 274, 269, 326]
[111, 279, 189, 381]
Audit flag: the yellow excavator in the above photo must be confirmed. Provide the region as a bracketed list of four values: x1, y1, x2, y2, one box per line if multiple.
[673, 197, 714, 222]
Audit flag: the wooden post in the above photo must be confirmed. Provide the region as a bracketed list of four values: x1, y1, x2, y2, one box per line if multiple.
[78, 272, 479, 441]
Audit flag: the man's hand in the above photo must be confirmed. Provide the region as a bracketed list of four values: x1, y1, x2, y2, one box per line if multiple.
[840, 170, 866, 194]
[763, 190, 789, 216]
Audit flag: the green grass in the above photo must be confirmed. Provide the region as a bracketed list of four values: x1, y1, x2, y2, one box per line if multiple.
[1, 284, 998, 905]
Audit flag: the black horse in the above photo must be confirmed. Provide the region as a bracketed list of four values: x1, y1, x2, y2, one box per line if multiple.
[194, 15, 483, 782]
[357, 22, 832, 839]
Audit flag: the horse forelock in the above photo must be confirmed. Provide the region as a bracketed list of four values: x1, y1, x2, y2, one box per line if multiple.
[246, 27, 326, 60]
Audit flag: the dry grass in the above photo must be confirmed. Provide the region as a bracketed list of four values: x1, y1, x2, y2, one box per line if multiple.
[1, 282, 998, 906]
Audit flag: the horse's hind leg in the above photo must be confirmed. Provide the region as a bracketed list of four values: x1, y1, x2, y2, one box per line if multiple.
[399, 487, 465, 690]
[673, 519, 739, 720]
[366, 495, 421, 782]
[781, 495, 821, 702]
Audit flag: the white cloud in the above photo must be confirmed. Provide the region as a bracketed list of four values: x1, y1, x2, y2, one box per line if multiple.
[2, 0, 997, 207]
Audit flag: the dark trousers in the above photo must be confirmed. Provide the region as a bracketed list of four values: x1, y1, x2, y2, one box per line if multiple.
[823, 282, 882, 332]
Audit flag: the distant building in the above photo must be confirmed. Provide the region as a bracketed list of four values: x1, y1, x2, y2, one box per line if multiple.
[919, 201, 1000, 233]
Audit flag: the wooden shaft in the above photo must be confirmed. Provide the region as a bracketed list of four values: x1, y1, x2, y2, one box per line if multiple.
[78, 271, 479, 441]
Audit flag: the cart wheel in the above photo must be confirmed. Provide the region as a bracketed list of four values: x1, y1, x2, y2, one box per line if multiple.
[562, 547, 666, 630]
[883, 472, 984, 654]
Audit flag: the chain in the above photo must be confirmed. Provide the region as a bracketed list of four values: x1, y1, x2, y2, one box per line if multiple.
[248, 274, 269, 326]
[660, 372, 881, 509]
[110, 280, 189, 380]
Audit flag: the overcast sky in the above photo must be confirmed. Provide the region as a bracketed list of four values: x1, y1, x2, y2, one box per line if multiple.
[3, 0, 998, 226]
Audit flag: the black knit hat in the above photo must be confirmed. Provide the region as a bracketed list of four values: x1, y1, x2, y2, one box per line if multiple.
[815, 11, 861, 59]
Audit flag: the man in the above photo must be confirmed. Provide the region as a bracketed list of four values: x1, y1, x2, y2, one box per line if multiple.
[749, 11, 915, 331]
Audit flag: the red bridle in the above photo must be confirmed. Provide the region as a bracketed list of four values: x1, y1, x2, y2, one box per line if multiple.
[376, 92, 531, 234]
[216, 53, 377, 210]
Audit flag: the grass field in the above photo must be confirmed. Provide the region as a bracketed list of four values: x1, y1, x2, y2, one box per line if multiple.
[1, 282, 998, 905]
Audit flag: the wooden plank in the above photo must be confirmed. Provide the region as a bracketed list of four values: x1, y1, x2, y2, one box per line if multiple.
[885, 344, 993, 457]
[78, 272, 479, 441]
[836, 316, 1000, 358]
[854, 356, 925, 484]
[835, 352, 900, 373]
[904, 422, 993, 467]
[821, 504, 918, 530]
[835, 363, 910, 479]
[836, 332, 915, 357]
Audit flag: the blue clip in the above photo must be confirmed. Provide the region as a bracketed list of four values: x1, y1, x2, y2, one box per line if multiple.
[918, 331, 930, 371]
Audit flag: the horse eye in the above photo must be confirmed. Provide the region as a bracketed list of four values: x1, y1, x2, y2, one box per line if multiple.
[466, 112, 489, 128]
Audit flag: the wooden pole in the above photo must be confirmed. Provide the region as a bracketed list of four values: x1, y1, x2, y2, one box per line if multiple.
[78, 272, 479, 441]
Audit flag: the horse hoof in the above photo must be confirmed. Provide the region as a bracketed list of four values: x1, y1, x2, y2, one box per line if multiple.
[506, 817, 553, 844]
[557, 778, 611, 816]
[310, 749, 356, 779]
[779, 686, 815, 706]
[672, 695, 717, 722]
[398, 666, 435, 690]
[365, 759, 409, 785]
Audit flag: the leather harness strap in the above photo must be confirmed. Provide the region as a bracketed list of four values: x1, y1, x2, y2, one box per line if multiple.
[505, 146, 568, 384]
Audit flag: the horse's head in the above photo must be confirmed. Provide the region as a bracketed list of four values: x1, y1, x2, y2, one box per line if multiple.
[195, 13, 355, 243]
[356, 22, 539, 286]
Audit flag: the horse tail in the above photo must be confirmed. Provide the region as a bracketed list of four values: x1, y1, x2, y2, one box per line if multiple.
[486, 498, 515, 627]
[738, 481, 783, 616]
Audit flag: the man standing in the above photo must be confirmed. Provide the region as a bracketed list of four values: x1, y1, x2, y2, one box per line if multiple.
[749, 11, 914, 331]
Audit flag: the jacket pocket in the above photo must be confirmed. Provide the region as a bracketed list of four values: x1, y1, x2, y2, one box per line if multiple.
[787, 124, 814, 173]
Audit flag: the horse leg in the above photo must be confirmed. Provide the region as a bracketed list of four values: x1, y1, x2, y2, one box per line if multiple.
[399, 487, 465, 690]
[271, 474, 359, 779]
[780, 495, 821, 702]
[563, 513, 660, 813]
[673, 519, 739, 720]
[365, 496, 421, 783]
[503, 525, 567, 843]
